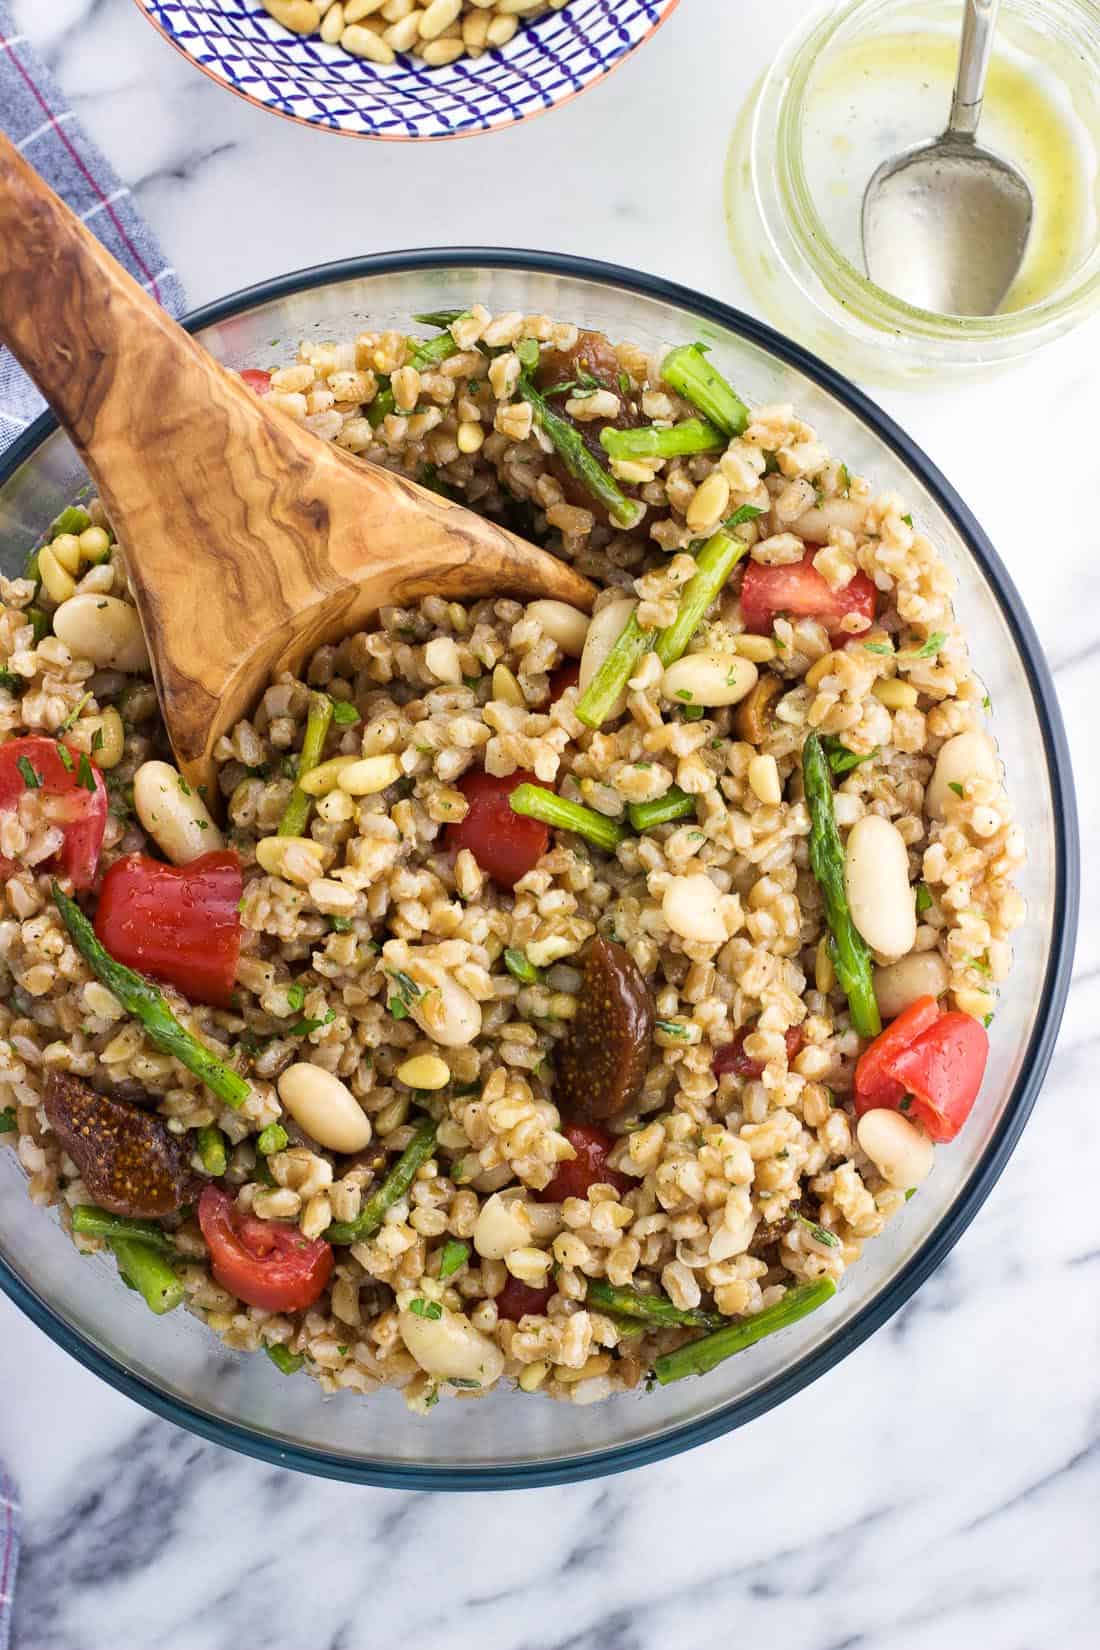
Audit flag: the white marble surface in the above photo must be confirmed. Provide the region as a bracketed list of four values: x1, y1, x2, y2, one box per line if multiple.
[2, 1, 1098, 1646]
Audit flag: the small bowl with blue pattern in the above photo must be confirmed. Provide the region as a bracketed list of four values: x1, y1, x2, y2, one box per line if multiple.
[131, 0, 683, 141]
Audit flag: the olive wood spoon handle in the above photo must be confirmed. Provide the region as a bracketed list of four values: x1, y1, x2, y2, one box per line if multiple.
[0, 135, 595, 793]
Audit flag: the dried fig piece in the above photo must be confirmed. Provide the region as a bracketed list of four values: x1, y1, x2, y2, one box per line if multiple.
[43, 1071, 190, 1218]
[556, 937, 654, 1124]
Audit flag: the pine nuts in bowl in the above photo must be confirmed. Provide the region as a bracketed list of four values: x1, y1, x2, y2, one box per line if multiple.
[0, 253, 1076, 1488]
[131, 0, 683, 140]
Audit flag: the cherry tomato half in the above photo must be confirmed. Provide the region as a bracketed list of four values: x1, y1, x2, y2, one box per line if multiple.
[239, 369, 272, 395]
[444, 768, 549, 889]
[740, 551, 877, 645]
[538, 1123, 631, 1202]
[495, 1276, 554, 1321]
[854, 997, 989, 1143]
[198, 1184, 333, 1313]
[886, 1012, 990, 1143]
[95, 850, 242, 1008]
[547, 660, 580, 702]
[854, 996, 941, 1114]
[0, 735, 107, 889]
[713, 1024, 803, 1081]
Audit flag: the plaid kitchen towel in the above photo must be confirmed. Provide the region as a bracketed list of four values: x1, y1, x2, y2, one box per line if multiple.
[0, 1, 186, 459]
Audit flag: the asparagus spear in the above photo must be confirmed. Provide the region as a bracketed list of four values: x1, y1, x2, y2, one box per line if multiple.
[653, 518, 756, 668]
[195, 1123, 227, 1177]
[600, 419, 724, 462]
[277, 691, 333, 838]
[586, 1279, 725, 1331]
[652, 1278, 837, 1383]
[801, 733, 882, 1039]
[509, 783, 629, 854]
[110, 1236, 184, 1315]
[503, 948, 541, 985]
[661, 344, 750, 437]
[326, 1116, 440, 1244]
[53, 883, 252, 1109]
[627, 788, 696, 832]
[406, 332, 460, 371]
[367, 383, 395, 429]
[517, 375, 644, 530]
[574, 611, 651, 730]
[71, 1204, 175, 1251]
[266, 1344, 304, 1375]
[412, 308, 467, 329]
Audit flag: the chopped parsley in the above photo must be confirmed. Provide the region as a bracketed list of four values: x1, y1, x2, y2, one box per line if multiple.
[0, 1106, 16, 1133]
[387, 968, 423, 1008]
[724, 503, 765, 528]
[899, 1095, 914, 1113]
[983, 1012, 995, 1028]
[982, 693, 992, 712]
[655, 1019, 692, 1039]
[91, 726, 105, 754]
[76, 753, 97, 793]
[503, 948, 540, 986]
[177, 775, 193, 796]
[438, 1239, 469, 1279]
[409, 1297, 443, 1321]
[794, 1212, 840, 1249]
[618, 371, 632, 397]
[0, 670, 21, 694]
[330, 916, 353, 933]
[915, 882, 934, 914]
[675, 689, 693, 702]
[948, 781, 965, 798]
[286, 983, 306, 1013]
[57, 692, 92, 734]
[901, 513, 913, 527]
[682, 704, 705, 721]
[16, 755, 40, 789]
[289, 1009, 336, 1037]
[905, 1187, 917, 1202]
[838, 463, 851, 495]
[55, 743, 74, 773]
[256, 1123, 289, 1155]
[912, 631, 946, 659]
[821, 735, 876, 775]
[389, 997, 410, 1020]
[963, 955, 993, 977]
[862, 641, 894, 656]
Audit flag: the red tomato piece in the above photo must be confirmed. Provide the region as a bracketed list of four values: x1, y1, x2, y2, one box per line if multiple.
[713, 1024, 803, 1081]
[495, 1276, 554, 1321]
[0, 735, 107, 890]
[740, 551, 877, 644]
[94, 850, 242, 1008]
[239, 368, 272, 395]
[444, 768, 549, 889]
[547, 661, 580, 701]
[884, 1012, 989, 1143]
[538, 1123, 631, 1202]
[198, 1184, 333, 1313]
[854, 996, 941, 1115]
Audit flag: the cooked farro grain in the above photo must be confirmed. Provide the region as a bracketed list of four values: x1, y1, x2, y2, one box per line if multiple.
[0, 311, 1024, 1410]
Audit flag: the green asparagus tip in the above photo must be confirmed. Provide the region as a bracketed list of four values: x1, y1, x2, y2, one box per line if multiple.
[509, 783, 629, 855]
[652, 1278, 837, 1384]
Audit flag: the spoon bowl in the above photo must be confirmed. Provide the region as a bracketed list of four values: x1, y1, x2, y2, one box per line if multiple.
[0, 138, 595, 797]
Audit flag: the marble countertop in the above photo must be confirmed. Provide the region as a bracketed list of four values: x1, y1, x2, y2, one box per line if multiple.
[2, 2, 1097, 1646]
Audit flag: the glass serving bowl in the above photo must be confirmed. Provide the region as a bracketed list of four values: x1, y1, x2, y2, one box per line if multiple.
[0, 253, 1078, 1489]
[726, 0, 1100, 382]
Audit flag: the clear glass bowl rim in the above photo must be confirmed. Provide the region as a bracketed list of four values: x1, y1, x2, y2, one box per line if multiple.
[762, 0, 1100, 343]
[0, 249, 1080, 1490]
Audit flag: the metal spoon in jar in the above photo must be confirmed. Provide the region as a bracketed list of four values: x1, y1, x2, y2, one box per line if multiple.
[861, 0, 1033, 316]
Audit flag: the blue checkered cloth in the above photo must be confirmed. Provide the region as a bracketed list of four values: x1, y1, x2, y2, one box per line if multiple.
[0, 1, 186, 460]
[0, 8, 188, 1637]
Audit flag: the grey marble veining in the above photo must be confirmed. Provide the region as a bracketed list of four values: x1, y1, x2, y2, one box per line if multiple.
[2, 1, 1099, 1646]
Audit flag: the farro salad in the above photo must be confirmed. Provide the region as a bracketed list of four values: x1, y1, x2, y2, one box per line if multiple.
[0, 308, 1023, 1410]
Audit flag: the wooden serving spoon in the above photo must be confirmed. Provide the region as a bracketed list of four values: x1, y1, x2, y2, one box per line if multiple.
[0, 137, 595, 794]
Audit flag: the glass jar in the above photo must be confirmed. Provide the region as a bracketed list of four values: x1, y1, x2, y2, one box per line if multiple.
[726, 0, 1100, 381]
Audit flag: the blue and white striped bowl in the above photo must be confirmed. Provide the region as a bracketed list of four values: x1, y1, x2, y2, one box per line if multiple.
[132, 0, 682, 141]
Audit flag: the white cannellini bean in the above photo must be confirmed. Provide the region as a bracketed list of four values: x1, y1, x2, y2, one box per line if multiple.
[277, 1064, 372, 1154]
[857, 1109, 934, 1190]
[662, 873, 727, 945]
[52, 594, 149, 673]
[843, 814, 916, 960]
[578, 597, 636, 719]
[925, 730, 999, 821]
[791, 496, 867, 543]
[874, 951, 950, 1019]
[473, 1192, 532, 1259]
[404, 956, 482, 1047]
[527, 599, 590, 657]
[133, 761, 223, 864]
[661, 652, 757, 709]
[398, 1303, 504, 1388]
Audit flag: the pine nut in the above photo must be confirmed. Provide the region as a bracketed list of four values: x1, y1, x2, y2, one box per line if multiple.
[805, 650, 846, 690]
[384, 11, 420, 49]
[337, 754, 402, 795]
[83, 707, 125, 770]
[486, 15, 518, 44]
[815, 934, 835, 993]
[320, 1, 346, 41]
[278, 1063, 372, 1153]
[52, 594, 148, 672]
[874, 951, 949, 1019]
[527, 599, 589, 657]
[344, 0, 385, 17]
[396, 1053, 451, 1090]
[505, 1245, 552, 1283]
[49, 534, 81, 575]
[37, 547, 76, 606]
[733, 634, 778, 663]
[420, 36, 464, 63]
[857, 1109, 934, 1190]
[341, 22, 396, 60]
[255, 834, 325, 885]
[419, 0, 462, 38]
[685, 472, 731, 534]
[299, 755, 358, 796]
[261, 0, 323, 32]
[491, 663, 525, 707]
[424, 636, 463, 685]
[518, 1360, 550, 1391]
[747, 752, 782, 805]
[843, 814, 916, 960]
[926, 730, 999, 821]
[77, 525, 112, 564]
[456, 419, 484, 454]
[133, 760, 224, 864]
[873, 678, 919, 710]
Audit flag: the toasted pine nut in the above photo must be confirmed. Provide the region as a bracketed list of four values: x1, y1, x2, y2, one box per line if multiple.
[873, 678, 919, 710]
[747, 753, 782, 806]
[341, 21, 396, 60]
[261, 0, 323, 32]
[299, 755, 358, 796]
[48, 534, 81, 574]
[255, 834, 325, 885]
[733, 633, 778, 663]
[685, 472, 731, 534]
[396, 1053, 451, 1090]
[420, 36, 464, 63]
[491, 663, 525, 707]
[38, 547, 76, 605]
[419, 0, 462, 38]
[815, 934, 835, 994]
[805, 650, 846, 690]
[456, 420, 484, 454]
[337, 754, 403, 795]
[83, 707, 125, 770]
[518, 1359, 551, 1391]
[78, 525, 112, 564]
